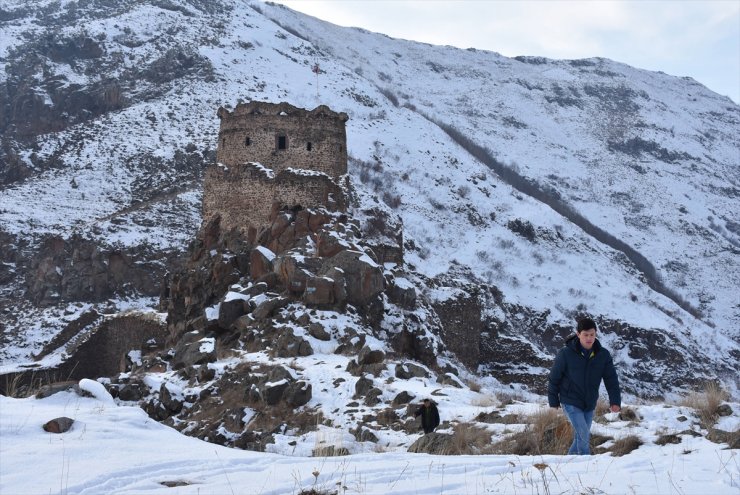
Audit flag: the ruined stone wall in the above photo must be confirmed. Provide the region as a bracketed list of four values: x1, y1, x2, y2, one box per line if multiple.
[206, 102, 349, 235]
[216, 101, 348, 179]
[203, 163, 346, 237]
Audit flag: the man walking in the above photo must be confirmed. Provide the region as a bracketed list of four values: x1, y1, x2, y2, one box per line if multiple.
[414, 398, 440, 434]
[548, 317, 621, 455]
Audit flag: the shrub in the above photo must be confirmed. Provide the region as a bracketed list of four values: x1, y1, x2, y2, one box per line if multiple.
[490, 408, 571, 455]
[680, 382, 729, 428]
[448, 423, 494, 454]
[609, 435, 643, 456]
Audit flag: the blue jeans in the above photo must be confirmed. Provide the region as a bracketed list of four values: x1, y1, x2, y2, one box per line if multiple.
[562, 403, 594, 455]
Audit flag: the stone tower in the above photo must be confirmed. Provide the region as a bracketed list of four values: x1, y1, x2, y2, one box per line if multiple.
[202, 101, 349, 242]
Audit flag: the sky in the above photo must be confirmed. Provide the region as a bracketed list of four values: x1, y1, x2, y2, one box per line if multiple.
[1, 379, 738, 494]
[274, 0, 740, 103]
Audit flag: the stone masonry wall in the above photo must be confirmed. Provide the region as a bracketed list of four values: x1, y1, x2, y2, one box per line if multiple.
[206, 101, 349, 234]
[216, 101, 348, 179]
[203, 163, 346, 237]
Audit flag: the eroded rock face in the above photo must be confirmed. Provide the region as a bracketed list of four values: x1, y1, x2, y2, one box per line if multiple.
[26, 235, 170, 306]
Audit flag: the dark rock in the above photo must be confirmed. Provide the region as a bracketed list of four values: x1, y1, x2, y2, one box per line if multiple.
[707, 428, 740, 449]
[250, 247, 274, 280]
[118, 383, 143, 401]
[263, 379, 290, 406]
[252, 296, 289, 320]
[308, 322, 331, 341]
[364, 387, 383, 406]
[388, 278, 416, 309]
[321, 250, 384, 307]
[43, 417, 75, 434]
[35, 381, 80, 399]
[274, 330, 313, 357]
[407, 432, 455, 454]
[217, 297, 247, 329]
[716, 404, 733, 417]
[171, 334, 216, 370]
[391, 391, 415, 407]
[284, 381, 312, 407]
[303, 275, 335, 306]
[354, 376, 374, 397]
[160, 383, 183, 413]
[358, 346, 385, 365]
[351, 426, 378, 443]
[395, 362, 429, 379]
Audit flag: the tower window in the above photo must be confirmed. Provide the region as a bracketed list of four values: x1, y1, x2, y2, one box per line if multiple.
[307, 142, 312, 151]
[245, 137, 251, 146]
[277, 135, 287, 150]
[222, 138, 226, 147]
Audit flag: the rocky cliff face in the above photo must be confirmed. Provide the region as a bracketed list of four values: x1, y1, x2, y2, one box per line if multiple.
[1, 0, 738, 403]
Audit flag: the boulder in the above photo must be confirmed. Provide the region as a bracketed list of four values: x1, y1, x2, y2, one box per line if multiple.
[35, 381, 80, 399]
[284, 381, 312, 407]
[217, 297, 247, 329]
[407, 432, 455, 454]
[43, 417, 75, 434]
[303, 276, 335, 306]
[316, 229, 347, 258]
[395, 362, 429, 379]
[171, 334, 216, 370]
[358, 346, 385, 365]
[252, 296, 289, 320]
[308, 322, 331, 341]
[392, 391, 415, 407]
[160, 383, 183, 413]
[274, 330, 313, 357]
[388, 277, 417, 309]
[321, 250, 384, 307]
[354, 376, 374, 397]
[263, 379, 290, 405]
[250, 246, 275, 280]
[118, 383, 143, 401]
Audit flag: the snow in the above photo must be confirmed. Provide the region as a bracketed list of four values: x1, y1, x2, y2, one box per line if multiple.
[0, 385, 737, 495]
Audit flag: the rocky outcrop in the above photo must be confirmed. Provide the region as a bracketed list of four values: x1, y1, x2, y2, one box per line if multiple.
[26, 235, 173, 306]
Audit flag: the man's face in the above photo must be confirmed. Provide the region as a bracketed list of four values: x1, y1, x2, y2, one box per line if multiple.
[423, 400, 430, 408]
[578, 328, 597, 350]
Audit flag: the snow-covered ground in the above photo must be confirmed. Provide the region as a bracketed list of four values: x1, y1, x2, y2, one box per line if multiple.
[1, 382, 737, 495]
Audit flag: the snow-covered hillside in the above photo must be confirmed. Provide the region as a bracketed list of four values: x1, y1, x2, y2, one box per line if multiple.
[0, 0, 738, 395]
[1, 382, 738, 494]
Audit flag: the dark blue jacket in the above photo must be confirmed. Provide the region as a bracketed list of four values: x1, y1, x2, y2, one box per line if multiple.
[548, 335, 621, 411]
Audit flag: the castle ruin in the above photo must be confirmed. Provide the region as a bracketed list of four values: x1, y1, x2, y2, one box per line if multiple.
[202, 101, 349, 242]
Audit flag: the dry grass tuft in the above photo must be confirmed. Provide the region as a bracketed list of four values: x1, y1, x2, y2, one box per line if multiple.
[609, 435, 643, 456]
[465, 378, 482, 393]
[448, 422, 495, 454]
[680, 382, 729, 429]
[490, 408, 571, 455]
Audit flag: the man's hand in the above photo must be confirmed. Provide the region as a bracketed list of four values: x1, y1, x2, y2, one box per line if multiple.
[610, 404, 621, 413]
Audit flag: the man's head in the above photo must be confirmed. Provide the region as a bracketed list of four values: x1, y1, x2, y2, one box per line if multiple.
[423, 399, 431, 407]
[576, 318, 597, 350]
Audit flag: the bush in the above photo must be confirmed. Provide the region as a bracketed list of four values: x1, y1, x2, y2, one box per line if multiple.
[680, 382, 729, 428]
[448, 423, 494, 454]
[490, 408, 571, 455]
[609, 435, 643, 456]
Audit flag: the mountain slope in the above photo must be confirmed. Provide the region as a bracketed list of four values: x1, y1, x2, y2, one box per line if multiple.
[0, 0, 738, 397]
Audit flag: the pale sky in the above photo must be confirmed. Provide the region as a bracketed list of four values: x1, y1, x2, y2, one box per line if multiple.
[274, 0, 740, 103]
